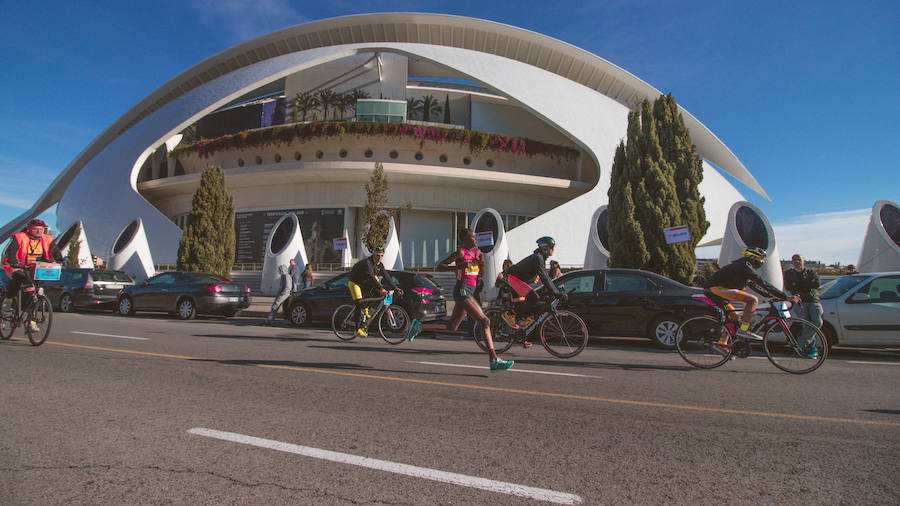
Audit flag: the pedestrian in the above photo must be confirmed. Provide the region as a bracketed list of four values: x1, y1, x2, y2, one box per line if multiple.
[262, 264, 292, 326]
[301, 263, 314, 289]
[288, 258, 302, 292]
[549, 260, 562, 279]
[783, 253, 823, 355]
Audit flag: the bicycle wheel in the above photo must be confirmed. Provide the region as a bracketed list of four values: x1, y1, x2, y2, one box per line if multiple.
[26, 295, 52, 346]
[762, 317, 828, 374]
[676, 315, 734, 369]
[378, 305, 411, 345]
[540, 310, 589, 358]
[331, 304, 358, 341]
[0, 296, 15, 340]
[473, 308, 515, 354]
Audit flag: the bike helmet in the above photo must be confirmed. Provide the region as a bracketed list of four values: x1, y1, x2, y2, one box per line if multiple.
[27, 218, 47, 228]
[536, 236, 556, 248]
[371, 246, 385, 255]
[742, 246, 766, 268]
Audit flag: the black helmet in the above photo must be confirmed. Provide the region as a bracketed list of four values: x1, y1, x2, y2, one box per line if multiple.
[742, 246, 766, 268]
[536, 236, 556, 248]
[28, 218, 47, 228]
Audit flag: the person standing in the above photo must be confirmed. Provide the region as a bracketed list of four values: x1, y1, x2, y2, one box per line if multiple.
[548, 260, 562, 279]
[262, 264, 292, 326]
[783, 254, 823, 358]
[301, 264, 315, 290]
[288, 258, 302, 292]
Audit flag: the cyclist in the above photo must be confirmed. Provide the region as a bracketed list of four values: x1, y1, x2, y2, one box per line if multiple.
[704, 246, 799, 354]
[2, 219, 63, 332]
[347, 246, 402, 338]
[406, 228, 513, 372]
[501, 236, 567, 329]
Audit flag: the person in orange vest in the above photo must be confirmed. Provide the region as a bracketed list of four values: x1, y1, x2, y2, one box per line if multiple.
[2, 219, 63, 329]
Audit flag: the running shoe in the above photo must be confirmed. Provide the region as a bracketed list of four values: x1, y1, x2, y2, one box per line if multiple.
[27, 320, 40, 333]
[355, 327, 368, 338]
[802, 346, 820, 359]
[501, 312, 519, 329]
[406, 320, 422, 342]
[735, 328, 764, 341]
[490, 358, 514, 371]
[710, 342, 731, 357]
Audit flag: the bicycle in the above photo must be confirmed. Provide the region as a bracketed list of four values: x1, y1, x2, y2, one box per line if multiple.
[675, 295, 828, 374]
[474, 287, 588, 359]
[1, 264, 57, 346]
[331, 290, 411, 345]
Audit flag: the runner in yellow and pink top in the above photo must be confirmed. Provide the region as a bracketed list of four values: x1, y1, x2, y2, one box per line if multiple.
[406, 228, 513, 371]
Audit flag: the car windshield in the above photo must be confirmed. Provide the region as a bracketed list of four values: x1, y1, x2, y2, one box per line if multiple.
[819, 275, 867, 300]
[93, 271, 132, 282]
[413, 274, 441, 290]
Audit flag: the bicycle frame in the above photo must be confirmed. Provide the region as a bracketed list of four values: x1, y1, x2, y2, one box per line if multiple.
[343, 291, 395, 329]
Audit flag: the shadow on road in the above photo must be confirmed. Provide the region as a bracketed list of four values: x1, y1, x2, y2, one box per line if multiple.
[193, 333, 334, 344]
[864, 409, 900, 415]
[187, 357, 485, 379]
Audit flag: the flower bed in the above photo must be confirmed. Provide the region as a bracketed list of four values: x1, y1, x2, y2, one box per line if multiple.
[172, 121, 580, 162]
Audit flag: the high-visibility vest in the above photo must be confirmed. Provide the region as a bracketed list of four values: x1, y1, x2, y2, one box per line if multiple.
[2, 232, 53, 275]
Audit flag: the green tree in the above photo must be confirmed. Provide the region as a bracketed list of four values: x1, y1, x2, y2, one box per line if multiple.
[406, 97, 422, 120]
[420, 94, 441, 122]
[176, 166, 235, 280]
[361, 162, 391, 252]
[291, 91, 319, 123]
[607, 95, 708, 284]
[443, 94, 451, 124]
[348, 88, 370, 117]
[65, 222, 82, 268]
[315, 89, 338, 121]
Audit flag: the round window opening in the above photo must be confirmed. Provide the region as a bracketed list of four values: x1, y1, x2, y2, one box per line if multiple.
[364, 150, 373, 158]
[463, 157, 471, 165]
[339, 149, 348, 158]
[486, 159, 494, 168]
[414, 152, 423, 161]
[294, 152, 302, 160]
[389, 151, 398, 159]
[255, 156, 263, 165]
[274, 153, 281, 163]
[439, 155, 448, 163]
[237, 158, 245, 167]
[316, 150, 324, 159]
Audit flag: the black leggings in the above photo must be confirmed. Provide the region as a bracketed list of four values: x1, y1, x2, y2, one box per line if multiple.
[5, 270, 35, 311]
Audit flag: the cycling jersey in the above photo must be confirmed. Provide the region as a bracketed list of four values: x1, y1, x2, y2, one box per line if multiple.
[506, 251, 562, 298]
[705, 257, 787, 299]
[348, 255, 397, 294]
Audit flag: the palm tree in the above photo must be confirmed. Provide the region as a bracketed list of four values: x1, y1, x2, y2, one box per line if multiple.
[420, 95, 442, 123]
[291, 92, 319, 122]
[333, 94, 350, 121]
[316, 89, 339, 121]
[406, 97, 423, 120]
[348, 88, 370, 117]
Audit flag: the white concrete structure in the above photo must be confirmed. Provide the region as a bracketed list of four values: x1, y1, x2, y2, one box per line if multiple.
[1, 13, 768, 269]
[107, 219, 156, 282]
[357, 214, 404, 271]
[583, 206, 610, 270]
[471, 207, 509, 300]
[56, 221, 95, 268]
[718, 201, 783, 292]
[261, 213, 308, 296]
[858, 200, 900, 273]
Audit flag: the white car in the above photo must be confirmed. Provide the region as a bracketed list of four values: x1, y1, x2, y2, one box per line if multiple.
[818, 272, 900, 347]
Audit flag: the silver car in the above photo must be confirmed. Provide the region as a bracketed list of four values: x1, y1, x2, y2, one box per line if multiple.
[819, 272, 900, 347]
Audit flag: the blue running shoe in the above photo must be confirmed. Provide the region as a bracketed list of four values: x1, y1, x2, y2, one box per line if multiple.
[490, 358, 514, 371]
[407, 319, 422, 342]
[803, 346, 819, 359]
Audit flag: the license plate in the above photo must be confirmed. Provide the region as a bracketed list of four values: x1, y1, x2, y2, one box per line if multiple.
[227, 297, 240, 302]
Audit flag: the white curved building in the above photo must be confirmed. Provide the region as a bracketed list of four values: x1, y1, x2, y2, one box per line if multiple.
[1, 13, 764, 267]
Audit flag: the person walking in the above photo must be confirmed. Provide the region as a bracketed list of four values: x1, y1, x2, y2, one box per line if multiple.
[262, 264, 292, 326]
[783, 253, 823, 358]
[301, 264, 315, 289]
[288, 258, 302, 292]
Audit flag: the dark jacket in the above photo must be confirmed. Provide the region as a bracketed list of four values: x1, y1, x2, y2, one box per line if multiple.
[706, 258, 789, 299]
[349, 255, 397, 293]
[507, 251, 562, 297]
[783, 268, 821, 302]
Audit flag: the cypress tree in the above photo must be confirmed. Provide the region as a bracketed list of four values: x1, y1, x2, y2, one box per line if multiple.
[362, 162, 390, 252]
[66, 223, 81, 268]
[443, 94, 451, 124]
[177, 166, 235, 280]
[607, 95, 708, 284]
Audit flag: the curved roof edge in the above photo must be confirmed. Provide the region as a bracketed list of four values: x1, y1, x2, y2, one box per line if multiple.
[1, 12, 767, 241]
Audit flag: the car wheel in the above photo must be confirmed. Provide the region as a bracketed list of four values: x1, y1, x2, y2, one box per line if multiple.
[649, 316, 680, 349]
[176, 298, 196, 320]
[118, 296, 135, 316]
[289, 302, 310, 327]
[60, 293, 74, 313]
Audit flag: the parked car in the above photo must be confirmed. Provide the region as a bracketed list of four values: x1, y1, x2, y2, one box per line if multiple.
[544, 268, 718, 348]
[41, 268, 135, 312]
[818, 272, 900, 347]
[283, 270, 446, 327]
[117, 271, 251, 319]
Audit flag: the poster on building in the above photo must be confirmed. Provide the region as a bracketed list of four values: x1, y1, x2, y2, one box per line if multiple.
[234, 208, 345, 264]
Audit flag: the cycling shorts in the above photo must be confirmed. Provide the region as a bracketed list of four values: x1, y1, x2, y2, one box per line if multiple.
[348, 280, 364, 301]
[708, 286, 756, 312]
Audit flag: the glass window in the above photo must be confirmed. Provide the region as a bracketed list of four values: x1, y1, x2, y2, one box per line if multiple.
[819, 275, 867, 300]
[603, 272, 648, 292]
[148, 273, 178, 285]
[857, 275, 900, 301]
[326, 273, 350, 290]
[70, 272, 87, 284]
[556, 274, 596, 294]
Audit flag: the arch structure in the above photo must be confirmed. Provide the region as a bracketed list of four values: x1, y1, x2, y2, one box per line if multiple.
[1, 13, 764, 267]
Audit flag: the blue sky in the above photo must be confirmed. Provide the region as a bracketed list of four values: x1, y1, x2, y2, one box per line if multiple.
[1, 0, 897, 264]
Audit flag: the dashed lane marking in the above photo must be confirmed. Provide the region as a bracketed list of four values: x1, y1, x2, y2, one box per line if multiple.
[412, 361, 598, 378]
[187, 427, 582, 504]
[42, 341, 900, 427]
[71, 331, 149, 341]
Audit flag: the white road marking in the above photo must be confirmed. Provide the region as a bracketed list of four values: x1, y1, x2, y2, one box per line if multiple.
[845, 360, 900, 366]
[70, 331, 149, 341]
[412, 361, 598, 378]
[188, 427, 582, 504]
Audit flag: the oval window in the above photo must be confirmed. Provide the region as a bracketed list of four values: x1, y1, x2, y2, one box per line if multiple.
[414, 152, 423, 161]
[294, 152, 302, 160]
[439, 155, 448, 163]
[339, 149, 348, 158]
[274, 153, 281, 163]
[316, 150, 324, 159]
[389, 150, 398, 159]
[364, 149, 373, 158]
[486, 159, 494, 168]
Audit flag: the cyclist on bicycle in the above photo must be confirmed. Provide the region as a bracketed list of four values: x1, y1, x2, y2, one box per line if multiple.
[347, 246, 402, 338]
[501, 236, 567, 329]
[705, 246, 799, 352]
[2, 219, 63, 332]
[405, 228, 513, 371]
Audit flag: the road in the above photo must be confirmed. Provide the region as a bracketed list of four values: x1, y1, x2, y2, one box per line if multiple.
[2, 312, 899, 504]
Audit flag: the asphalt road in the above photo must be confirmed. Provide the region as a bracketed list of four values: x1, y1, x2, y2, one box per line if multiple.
[2, 312, 899, 504]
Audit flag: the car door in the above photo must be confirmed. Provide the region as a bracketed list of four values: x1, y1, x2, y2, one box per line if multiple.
[139, 272, 179, 310]
[554, 272, 601, 330]
[838, 274, 900, 345]
[315, 273, 351, 320]
[594, 271, 656, 336]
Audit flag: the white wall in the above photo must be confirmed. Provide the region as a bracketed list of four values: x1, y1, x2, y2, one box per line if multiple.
[398, 209, 454, 267]
[470, 98, 576, 147]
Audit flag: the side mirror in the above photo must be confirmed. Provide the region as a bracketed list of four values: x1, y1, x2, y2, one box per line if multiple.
[849, 292, 870, 302]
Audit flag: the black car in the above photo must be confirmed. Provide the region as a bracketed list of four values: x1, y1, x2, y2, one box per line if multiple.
[283, 270, 446, 326]
[550, 268, 717, 348]
[117, 271, 251, 319]
[41, 268, 135, 312]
